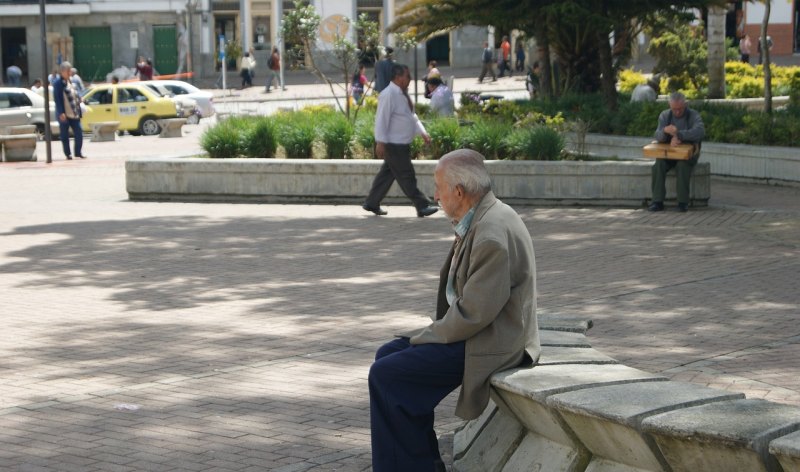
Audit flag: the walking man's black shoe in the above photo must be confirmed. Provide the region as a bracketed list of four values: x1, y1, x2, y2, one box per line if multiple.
[417, 206, 439, 218]
[362, 204, 388, 216]
[677, 203, 689, 212]
[647, 202, 664, 212]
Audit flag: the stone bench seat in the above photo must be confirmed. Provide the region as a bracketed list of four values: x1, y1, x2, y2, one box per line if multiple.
[158, 118, 186, 138]
[453, 316, 800, 472]
[91, 121, 120, 142]
[641, 399, 800, 472]
[0, 133, 38, 162]
[547, 381, 744, 471]
[769, 429, 800, 472]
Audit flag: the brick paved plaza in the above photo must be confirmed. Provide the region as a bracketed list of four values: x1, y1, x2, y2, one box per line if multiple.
[1, 125, 799, 470]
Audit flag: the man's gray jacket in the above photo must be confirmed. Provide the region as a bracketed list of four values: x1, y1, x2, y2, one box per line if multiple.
[409, 191, 540, 420]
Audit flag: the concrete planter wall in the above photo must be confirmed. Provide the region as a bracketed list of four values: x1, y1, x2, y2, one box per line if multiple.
[573, 133, 800, 185]
[126, 158, 710, 207]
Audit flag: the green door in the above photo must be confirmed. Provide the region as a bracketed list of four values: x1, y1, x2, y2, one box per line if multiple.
[71, 27, 112, 82]
[153, 25, 178, 76]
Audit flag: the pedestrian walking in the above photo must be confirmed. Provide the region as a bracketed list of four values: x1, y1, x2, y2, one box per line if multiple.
[363, 64, 439, 218]
[477, 41, 496, 83]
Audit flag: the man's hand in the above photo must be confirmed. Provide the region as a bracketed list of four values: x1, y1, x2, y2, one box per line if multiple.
[375, 142, 386, 159]
[664, 124, 678, 136]
[670, 135, 682, 146]
[422, 133, 432, 146]
[58, 113, 66, 123]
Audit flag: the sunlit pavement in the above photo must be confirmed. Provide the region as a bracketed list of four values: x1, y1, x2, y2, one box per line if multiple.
[1, 102, 799, 470]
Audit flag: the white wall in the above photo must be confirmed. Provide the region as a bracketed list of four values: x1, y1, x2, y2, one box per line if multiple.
[746, 0, 794, 25]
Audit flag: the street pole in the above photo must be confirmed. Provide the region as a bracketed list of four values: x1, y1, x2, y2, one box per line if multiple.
[277, 0, 285, 91]
[39, 0, 52, 164]
[187, 0, 194, 84]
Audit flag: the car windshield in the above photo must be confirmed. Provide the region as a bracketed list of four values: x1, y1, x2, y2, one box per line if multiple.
[145, 84, 174, 97]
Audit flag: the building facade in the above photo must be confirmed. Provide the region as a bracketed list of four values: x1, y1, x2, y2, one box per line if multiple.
[1, 0, 495, 86]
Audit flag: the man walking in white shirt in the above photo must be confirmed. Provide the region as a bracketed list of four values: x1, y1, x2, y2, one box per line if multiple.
[363, 64, 439, 218]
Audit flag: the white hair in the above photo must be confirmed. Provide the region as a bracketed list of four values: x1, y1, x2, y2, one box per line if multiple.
[437, 149, 492, 197]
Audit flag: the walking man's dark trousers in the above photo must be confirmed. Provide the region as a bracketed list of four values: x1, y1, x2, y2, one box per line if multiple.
[364, 143, 432, 211]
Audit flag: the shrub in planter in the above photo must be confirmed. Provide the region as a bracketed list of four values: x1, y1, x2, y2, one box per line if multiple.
[201, 120, 246, 159]
[618, 69, 647, 94]
[426, 118, 461, 159]
[319, 113, 354, 159]
[354, 111, 376, 158]
[275, 112, 316, 159]
[460, 119, 509, 160]
[728, 76, 764, 99]
[506, 126, 564, 161]
[242, 117, 278, 158]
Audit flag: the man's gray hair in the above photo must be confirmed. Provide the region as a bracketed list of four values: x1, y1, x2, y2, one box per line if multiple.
[437, 149, 492, 196]
[59, 61, 72, 71]
[669, 92, 686, 103]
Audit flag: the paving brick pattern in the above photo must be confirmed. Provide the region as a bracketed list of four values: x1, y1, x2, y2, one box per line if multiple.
[1, 135, 799, 470]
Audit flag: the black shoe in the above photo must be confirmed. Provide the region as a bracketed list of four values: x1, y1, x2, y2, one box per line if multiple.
[647, 202, 664, 212]
[76, 155, 87, 159]
[65, 155, 72, 160]
[417, 206, 439, 218]
[677, 203, 688, 212]
[362, 204, 387, 216]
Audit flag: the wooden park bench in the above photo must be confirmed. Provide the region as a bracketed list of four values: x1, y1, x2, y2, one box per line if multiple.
[157, 118, 186, 138]
[91, 121, 120, 142]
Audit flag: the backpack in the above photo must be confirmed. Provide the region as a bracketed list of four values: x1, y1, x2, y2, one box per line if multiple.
[267, 55, 275, 69]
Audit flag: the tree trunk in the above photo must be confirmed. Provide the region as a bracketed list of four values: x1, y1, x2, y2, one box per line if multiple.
[762, 1, 772, 113]
[707, 5, 726, 99]
[535, 19, 553, 99]
[596, 28, 617, 110]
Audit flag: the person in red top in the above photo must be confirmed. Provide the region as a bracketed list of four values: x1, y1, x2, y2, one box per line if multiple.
[499, 35, 511, 78]
[136, 56, 154, 81]
[266, 47, 282, 92]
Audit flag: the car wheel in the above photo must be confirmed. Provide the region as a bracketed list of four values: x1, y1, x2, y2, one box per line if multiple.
[186, 114, 200, 125]
[139, 117, 161, 136]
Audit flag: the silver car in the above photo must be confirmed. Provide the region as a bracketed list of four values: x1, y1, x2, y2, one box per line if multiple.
[0, 87, 58, 138]
[149, 80, 215, 121]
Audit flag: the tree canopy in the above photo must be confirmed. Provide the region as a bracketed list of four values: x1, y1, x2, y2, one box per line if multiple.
[391, 0, 728, 108]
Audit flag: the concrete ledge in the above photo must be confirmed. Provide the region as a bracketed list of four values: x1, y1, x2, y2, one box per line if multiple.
[454, 322, 800, 472]
[642, 399, 800, 472]
[548, 382, 744, 471]
[573, 133, 800, 185]
[769, 430, 800, 472]
[158, 118, 186, 138]
[91, 121, 120, 142]
[1, 133, 38, 162]
[125, 158, 710, 207]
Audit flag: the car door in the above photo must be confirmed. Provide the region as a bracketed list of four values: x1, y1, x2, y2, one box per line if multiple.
[0, 91, 34, 129]
[81, 88, 116, 131]
[116, 87, 150, 131]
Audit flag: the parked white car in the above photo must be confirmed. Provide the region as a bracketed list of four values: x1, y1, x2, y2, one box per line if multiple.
[140, 81, 201, 124]
[149, 80, 215, 121]
[0, 87, 59, 138]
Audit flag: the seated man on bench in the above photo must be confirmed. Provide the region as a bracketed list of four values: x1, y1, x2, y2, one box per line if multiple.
[648, 92, 705, 213]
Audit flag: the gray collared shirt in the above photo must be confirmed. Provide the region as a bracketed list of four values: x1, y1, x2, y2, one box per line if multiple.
[446, 207, 476, 305]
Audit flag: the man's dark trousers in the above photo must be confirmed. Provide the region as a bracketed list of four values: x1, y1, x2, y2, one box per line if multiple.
[369, 337, 465, 472]
[651, 157, 697, 204]
[365, 143, 432, 211]
[58, 118, 83, 158]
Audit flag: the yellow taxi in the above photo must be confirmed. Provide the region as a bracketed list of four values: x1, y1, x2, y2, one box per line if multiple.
[81, 83, 179, 136]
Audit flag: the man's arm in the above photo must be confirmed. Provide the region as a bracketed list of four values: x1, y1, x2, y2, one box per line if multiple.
[654, 110, 671, 143]
[678, 109, 705, 143]
[53, 80, 66, 119]
[411, 238, 511, 345]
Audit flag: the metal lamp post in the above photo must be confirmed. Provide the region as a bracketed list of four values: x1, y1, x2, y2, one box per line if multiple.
[39, 0, 52, 164]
